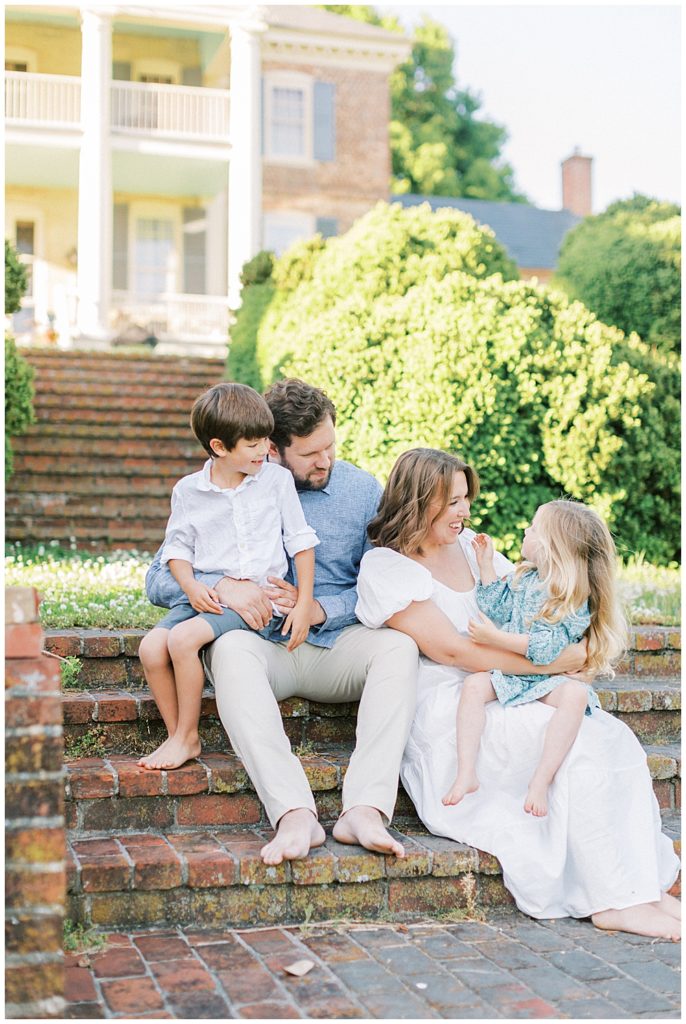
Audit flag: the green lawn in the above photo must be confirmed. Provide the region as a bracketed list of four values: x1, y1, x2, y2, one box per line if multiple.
[5, 542, 680, 631]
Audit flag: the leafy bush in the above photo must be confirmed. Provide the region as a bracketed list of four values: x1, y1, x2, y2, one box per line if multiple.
[554, 196, 681, 353]
[5, 335, 35, 480]
[226, 280, 274, 390]
[271, 268, 677, 562]
[5, 238, 28, 315]
[239, 249, 274, 287]
[257, 202, 518, 383]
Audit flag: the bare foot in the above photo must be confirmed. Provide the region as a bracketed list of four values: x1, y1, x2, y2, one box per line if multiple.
[524, 779, 549, 817]
[592, 903, 681, 941]
[144, 734, 201, 770]
[332, 805, 405, 858]
[261, 808, 326, 866]
[138, 737, 172, 769]
[654, 892, 681, 921]
[442, 773, 479, 806]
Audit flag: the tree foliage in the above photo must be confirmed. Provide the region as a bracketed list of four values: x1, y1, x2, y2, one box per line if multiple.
[5, 335, 35, 481]
[554, 195, 681, 354]
[5, 238, 28, 315]
[321, 5, 525, 201]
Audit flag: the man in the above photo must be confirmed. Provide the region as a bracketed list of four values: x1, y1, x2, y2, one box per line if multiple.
[146, 378, 419, 865]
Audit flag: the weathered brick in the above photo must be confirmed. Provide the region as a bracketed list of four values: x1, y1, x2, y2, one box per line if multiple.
[633, 629, 666, 651]
[329, 841, 385, 884]
[80, 796, 175, 832]
[5, 586, 40, 624]
[62, 692, 96, 723]
[291, 880, 385, 922]
[204, 755, 249, 794]
[5, 961, 64, 1005]
[150, 958, 217, 993]
[667, 630, 681, 650]
[616, 689, 652, 712]
[633, 652, 680, 677]
[5, 693, 62, 727]
[5, 657, 61, 693]
[120, 631, 144, 656]
[6, 865, 66, 907]
[81, 632, 123, 658]
[176, 793, 263, 827]
[5, 733, 63, 774]
[6, 826, 65, 864]
[93, 692, 137, 722]
[652, 780, 674, 810]
[4, 912, 63, 955]
[164, 761, 209, 796]
[388, 876, 469, 915]
[290, 846, 337, 885]
[91, 946, 147, 979]
[100, 976, 166, 1014]
[67, 760, 116, 799]
[413, 835, 479, 876]
[78, 658, 128, 687]
[44, 632, 82, 657]
[167, 834, 237, 888]
[652, 688, 681, 710]
[115, 761, 165, 798]
[134, 934, 194, 961]
[5, 779, 63, 819]
[5, 622, 45, 658]
[226, 840, 289, 885]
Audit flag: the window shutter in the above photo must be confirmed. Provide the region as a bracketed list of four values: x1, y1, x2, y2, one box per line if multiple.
[313, 81, 335, 161]
[112, 62, 131, 81]
[316, 217, 338, 238]
[182, 67, 202, 87]
[112, 204, 129, 290]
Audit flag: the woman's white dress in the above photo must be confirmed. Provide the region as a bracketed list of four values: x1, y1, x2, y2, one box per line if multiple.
[356, 531, 679, 920]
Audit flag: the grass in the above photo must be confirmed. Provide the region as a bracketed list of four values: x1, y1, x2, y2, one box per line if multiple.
[5, 542, 680, 630]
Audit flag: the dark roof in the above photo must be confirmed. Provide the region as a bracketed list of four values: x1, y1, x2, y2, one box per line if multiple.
[392, 194, 581, 270]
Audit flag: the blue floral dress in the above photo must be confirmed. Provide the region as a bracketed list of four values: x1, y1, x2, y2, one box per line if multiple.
[477, 570, 599, 714]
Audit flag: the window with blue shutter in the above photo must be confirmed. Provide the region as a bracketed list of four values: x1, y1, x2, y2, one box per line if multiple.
[313, 81, 335, 162]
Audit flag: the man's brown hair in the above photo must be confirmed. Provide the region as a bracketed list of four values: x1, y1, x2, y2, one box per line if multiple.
[264, 378, 336, 453]
[190, 382, 274, 457]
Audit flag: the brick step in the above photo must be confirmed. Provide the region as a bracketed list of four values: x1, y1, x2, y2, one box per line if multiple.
[20, 423, 197, 441]
[5, 518, 167, 547]
[27, 406, 190, 426]
[13, 435, 202, 460]
[23, 349, 225, 376]
[9, 493, 173, 522]
[34, 393, 201, 414]
[9, 453, 200, 476]
[65, 812, 682, 931]
[63, 743, 681, 836]
[32, 380, 217, 402]
[28, 364, 224, 387]
[8, 473, 180, 497]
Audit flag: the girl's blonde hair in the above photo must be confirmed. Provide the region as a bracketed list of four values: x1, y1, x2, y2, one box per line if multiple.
[367, 448, 480, 556]
[515, 499, 627, 675]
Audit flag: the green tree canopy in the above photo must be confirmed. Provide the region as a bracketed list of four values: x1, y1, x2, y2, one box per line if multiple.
[554, 195, 681, 354]
[321, 5, 526, 201]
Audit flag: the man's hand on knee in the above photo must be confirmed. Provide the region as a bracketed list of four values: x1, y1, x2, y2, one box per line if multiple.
[215, 578, 273, 629]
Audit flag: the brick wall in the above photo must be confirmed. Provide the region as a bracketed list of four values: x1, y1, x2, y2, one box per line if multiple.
[263, 59, 390, 232]
[5, 587, 66, 1019]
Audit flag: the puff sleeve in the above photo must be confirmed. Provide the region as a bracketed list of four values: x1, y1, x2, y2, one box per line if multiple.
[356, 548, 434, 628]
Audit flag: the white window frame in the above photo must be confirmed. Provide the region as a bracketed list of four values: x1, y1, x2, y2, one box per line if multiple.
[263, 70, 314, 167]
[127, 202, 182, 297]
[262, 212, 316, 257]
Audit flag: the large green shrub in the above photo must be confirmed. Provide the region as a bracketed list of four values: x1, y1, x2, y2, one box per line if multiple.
[5, 238, 28, 315]
[554, 196, 681, 354]
[272, 270, 678, 562]
[257, 202, 518, 383]
[5, 335, 35, 480]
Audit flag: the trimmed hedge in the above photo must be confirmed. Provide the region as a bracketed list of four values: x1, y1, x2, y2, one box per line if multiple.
[5, 335, 35, 481]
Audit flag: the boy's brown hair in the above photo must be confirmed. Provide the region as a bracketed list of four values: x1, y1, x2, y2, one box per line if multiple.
[190, 382, 274, 457]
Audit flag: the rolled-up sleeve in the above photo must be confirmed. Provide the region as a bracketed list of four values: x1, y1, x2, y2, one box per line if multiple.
[526, 620, 572, 665]
[160, 486, 196, 565]
[279, 475, 319, 557]
[476, 575, 515, 628]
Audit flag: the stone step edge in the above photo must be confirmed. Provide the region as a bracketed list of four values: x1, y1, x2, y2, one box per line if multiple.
[63, 745, 682, 805]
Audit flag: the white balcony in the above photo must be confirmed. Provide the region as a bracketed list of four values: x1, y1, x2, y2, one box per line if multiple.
[111, 291, 230, 344]
[5, 72, 230, 142]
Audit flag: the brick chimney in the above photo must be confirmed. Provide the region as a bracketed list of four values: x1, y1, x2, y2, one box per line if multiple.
[561, 148, 593, 216]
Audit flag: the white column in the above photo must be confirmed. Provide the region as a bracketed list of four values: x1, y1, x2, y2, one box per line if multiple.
[227, 18, 264, 308]
[76, 8, 112, 340]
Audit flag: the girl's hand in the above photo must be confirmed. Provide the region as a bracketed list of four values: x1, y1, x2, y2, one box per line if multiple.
[184, 580, 223, 614]
[472, 533, 494, 566]
[282, 602, 311, 651]
[467, 611, 501, 645]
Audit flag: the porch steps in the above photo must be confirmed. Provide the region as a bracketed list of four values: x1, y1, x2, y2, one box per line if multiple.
[51, 624, 681, 929]
[6, 348, 225, 549]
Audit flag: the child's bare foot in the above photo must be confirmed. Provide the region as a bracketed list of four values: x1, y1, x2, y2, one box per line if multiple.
[138, 738, 172, 769]
[143, 734, 201, 770]
[442, 773, 479, 806]
[592, 903, 681, 941]
[524, 779, 549, 816]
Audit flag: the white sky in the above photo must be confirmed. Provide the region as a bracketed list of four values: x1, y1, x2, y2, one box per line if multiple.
[377, 1, 681, 211]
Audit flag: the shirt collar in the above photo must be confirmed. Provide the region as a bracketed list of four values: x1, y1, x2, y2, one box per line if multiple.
[197, 458, 264, 493]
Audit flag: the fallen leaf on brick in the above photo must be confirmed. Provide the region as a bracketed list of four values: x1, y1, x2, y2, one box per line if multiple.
[77, 957, 91, 968]
[416, 982, 428, 990]
[283, 959, 315, 977]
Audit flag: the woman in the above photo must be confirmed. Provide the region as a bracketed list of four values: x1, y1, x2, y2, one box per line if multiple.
[356, 449, 680, 939]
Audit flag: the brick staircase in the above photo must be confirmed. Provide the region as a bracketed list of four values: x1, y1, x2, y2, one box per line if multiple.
[45, 626, 681, 931]
[6, 349, 226, 549]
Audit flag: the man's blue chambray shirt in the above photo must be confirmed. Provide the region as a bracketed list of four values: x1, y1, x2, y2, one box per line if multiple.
[145, 459, 383, 649]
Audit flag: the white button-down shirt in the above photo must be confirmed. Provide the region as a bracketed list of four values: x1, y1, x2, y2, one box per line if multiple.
[161, 460, 319, 584]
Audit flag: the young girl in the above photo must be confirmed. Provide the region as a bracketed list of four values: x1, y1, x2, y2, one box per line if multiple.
[442, 499, 626, 817]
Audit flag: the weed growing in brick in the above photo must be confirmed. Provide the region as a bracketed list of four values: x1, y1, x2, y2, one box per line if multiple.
[59, 655, 84, 690]
[64, 725, 108, 761]
[63, 920, 107, 954]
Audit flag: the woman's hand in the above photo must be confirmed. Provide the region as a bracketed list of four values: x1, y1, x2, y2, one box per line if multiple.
[467, 611, 502, 646]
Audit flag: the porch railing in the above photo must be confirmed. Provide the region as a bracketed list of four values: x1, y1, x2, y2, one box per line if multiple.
[5, 72, 230, 141]
[111, 291, 230, 341]
[5, 71, 81, 127]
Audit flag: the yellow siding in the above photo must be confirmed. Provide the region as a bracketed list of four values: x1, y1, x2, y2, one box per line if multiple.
[6, 186, 78, 268]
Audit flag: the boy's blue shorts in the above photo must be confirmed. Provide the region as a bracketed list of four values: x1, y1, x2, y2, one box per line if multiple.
[153, 603, 284, 641]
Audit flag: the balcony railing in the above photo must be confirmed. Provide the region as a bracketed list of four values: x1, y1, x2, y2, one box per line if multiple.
[5, 71, 81, 127]
[5, 72, 230, 142]
[111, 291, 230, 342]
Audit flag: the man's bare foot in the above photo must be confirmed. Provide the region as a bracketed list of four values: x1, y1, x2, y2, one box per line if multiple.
[332, 805, 405, 857]
[138, 737, 172, 769]
[261, 808, 325, 866]
[592, 903, 681, 941]
[524, 779, 549, 816]
[442, 773, 479, 806]
[654, 892, 681, 921]
[142, 734, 201, 770]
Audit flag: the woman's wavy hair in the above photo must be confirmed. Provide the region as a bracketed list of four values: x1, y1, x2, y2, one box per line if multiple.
[515, 499, 627, 675]
[367, 448, 479, 556]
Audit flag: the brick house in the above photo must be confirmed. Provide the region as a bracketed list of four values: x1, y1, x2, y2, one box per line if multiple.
[5, 4, 409, 349]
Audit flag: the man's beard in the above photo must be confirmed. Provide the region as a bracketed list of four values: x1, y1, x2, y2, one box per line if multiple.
[281, 456, 333, 492]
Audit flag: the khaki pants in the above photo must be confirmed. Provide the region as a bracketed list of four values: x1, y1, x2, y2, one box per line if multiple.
[204, 624, 419, 828]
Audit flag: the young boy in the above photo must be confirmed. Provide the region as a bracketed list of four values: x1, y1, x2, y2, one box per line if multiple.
[137, 382, 318, 771]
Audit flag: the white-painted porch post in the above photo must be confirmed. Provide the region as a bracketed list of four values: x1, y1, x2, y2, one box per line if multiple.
[76, 8, 112, 340]
[227, 17, 265, 308]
